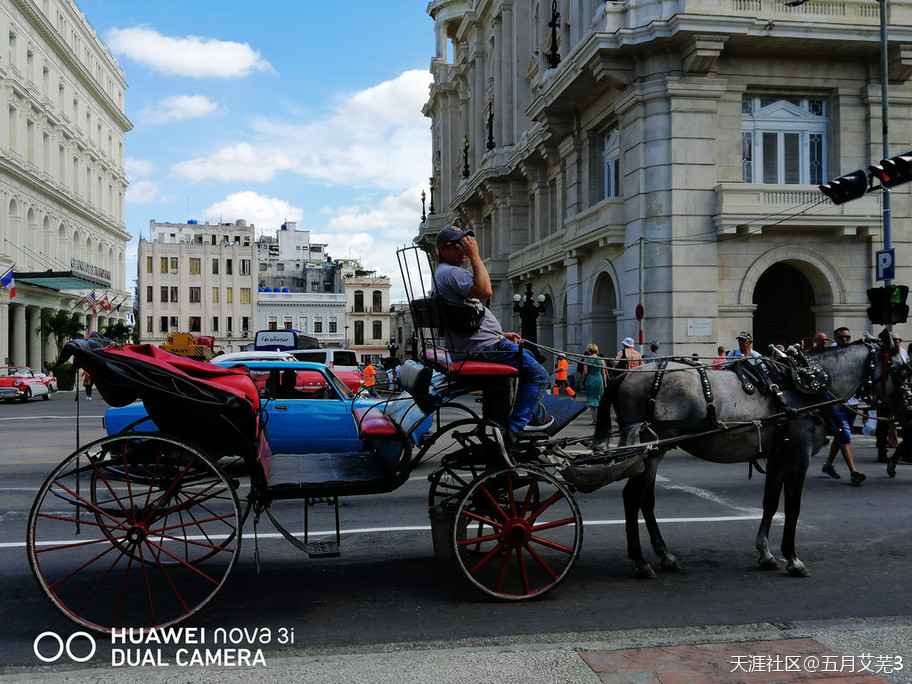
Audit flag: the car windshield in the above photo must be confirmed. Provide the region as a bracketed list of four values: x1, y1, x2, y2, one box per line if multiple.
[324, 367, 355, 399]
[293, 351, 327, 364]
[333, 352, 358, 367]
[6, 367, 28, 376]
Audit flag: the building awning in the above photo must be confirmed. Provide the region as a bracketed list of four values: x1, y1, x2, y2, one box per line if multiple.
[15, 270, 110, 291]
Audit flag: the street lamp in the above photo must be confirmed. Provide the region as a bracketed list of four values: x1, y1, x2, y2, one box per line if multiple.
[344, 324, 349, 348]
[513, 282, 546, 345]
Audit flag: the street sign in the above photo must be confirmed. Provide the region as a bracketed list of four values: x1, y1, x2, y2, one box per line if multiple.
[876, 248, 895, 281]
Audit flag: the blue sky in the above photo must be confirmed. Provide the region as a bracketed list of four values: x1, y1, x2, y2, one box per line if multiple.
[76, 1, 436, 296]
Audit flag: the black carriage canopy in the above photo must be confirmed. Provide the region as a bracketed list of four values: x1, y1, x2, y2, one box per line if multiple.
[59, 338, 261, 447]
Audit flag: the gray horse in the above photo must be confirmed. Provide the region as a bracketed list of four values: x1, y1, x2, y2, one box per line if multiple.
[609, 334, 907, 579]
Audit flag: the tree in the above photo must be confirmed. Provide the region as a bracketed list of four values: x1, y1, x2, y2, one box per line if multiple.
[101, 320, 135, 343]
[36, 310, 85, 358]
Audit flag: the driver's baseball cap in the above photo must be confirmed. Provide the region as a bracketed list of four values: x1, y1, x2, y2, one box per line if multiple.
[436, 226, 475, 246]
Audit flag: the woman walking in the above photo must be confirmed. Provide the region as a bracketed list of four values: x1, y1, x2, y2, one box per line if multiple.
[580, 343, 608, 424]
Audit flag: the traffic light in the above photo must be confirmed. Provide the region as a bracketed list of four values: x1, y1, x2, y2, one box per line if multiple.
[867, 285, 910, 325]
[819, 169, 870, 204]
[869, 150, 912, 189]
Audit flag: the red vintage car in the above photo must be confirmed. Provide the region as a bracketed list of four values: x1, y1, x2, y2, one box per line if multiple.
[0, 366, 52, 402]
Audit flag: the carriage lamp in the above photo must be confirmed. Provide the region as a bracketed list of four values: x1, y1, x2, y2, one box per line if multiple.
[513, 282, 546, 345]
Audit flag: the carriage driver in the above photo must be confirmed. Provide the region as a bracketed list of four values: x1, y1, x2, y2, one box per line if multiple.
[434, 225, 553, 444]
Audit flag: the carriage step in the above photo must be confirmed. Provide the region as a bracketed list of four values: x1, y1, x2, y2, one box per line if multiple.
[304, 540, 341, 558]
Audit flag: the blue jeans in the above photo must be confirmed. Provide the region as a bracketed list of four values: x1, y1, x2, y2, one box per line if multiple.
[473, 338, 551, 439]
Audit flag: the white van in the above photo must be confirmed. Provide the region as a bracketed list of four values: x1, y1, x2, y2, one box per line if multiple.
[290, 349, 360, 373]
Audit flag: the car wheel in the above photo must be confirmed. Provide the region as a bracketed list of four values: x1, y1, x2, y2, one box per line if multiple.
[20, 388, 31, 403]
[42, 392, 50, 400]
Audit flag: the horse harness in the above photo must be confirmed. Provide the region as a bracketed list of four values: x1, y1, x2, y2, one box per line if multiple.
[646, 359, 717, 428]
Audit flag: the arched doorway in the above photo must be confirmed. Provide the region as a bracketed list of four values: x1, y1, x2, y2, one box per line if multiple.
[589, 272, 618, 353]
[752, 263, 816, 350]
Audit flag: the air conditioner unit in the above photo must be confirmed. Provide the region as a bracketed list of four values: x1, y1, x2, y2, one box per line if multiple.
[226, 331, 232, 337]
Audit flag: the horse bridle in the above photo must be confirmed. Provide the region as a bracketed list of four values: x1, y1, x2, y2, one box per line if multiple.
[864, 338, 910, 400]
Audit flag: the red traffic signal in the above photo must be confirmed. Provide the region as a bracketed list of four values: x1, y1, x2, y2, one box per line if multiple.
[869, 150, 912, 189]
[819, 169, 870, 204]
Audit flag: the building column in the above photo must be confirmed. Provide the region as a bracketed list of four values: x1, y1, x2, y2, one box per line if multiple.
[10, 303, 26, 365]
[0, 300, 9, 364]
[565, 255, 581, 352]
[26, 305, 41, 370]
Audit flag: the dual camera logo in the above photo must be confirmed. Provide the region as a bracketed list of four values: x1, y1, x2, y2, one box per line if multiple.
[33, 631, 97, 663]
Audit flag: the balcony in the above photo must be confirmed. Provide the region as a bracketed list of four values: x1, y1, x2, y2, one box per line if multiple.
[714, 182, 882, 238]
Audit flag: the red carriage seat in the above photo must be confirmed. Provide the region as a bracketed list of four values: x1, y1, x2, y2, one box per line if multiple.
[422, 348, 518, 378]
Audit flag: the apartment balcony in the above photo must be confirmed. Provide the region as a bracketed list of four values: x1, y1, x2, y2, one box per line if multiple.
[714, 182, 882, 238]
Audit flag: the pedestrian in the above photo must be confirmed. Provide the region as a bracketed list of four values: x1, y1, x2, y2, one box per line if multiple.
[642, 340, 660, 362]
[811, 331, 829, 351]
[552, 354, 576, 397]
[615, 337, 644, 372]
[725, 331, 765, 367]
[711, 345, 727, 369]
[581, 343, 608, 425]
[434, 225, 552, 445]
[361, 362, 379, 398]
[82, 370, 93, 400]
[821, 327, 866, 485]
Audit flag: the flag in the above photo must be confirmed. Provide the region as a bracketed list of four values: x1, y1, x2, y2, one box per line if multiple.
[85, 291, 97, 317]
[0, 269, 14, 299]
[99, 294, 111, 311]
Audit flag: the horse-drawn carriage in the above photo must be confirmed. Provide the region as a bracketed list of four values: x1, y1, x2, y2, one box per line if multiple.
[25, 247, 910, 633]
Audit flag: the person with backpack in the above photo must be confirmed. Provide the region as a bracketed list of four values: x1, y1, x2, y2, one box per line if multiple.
[615, 337, 644, 372]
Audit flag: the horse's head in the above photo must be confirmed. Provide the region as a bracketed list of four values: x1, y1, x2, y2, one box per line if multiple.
[865, 329, 911, 404]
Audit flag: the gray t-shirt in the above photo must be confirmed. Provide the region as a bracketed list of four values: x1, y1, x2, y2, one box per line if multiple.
[435, 262, 504, 355]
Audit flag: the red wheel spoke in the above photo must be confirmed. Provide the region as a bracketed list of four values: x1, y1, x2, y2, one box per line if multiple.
[524, 543, 560, 581]
[456, 531, 500, 548]
[527, 491, 564, 525]
[529, 533, 576, 555]
[468, 541, 507, 575]
[477, 484, 510, 522]
[514, 547, 531, 594]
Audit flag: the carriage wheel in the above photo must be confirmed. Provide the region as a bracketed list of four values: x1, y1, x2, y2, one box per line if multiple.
[27, 433, 242, 633]
[424, 418, 506, 509]
[452, 466, 582, 600]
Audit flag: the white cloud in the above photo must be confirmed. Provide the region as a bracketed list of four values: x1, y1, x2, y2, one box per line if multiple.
[199, 191, 303, 236]
[106, 27, 274, 78]
[170, 70, 431, 190]
[126, 180, 161, 204]
[125, 158, 155, 179]
[138, 95, 218, 125]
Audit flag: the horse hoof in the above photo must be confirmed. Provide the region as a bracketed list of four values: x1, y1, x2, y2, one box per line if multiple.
[634, 563, 657, 580]
[661, 556, 682, 573]
[758, 557, 781, 571]
[786, 560, 810, 577]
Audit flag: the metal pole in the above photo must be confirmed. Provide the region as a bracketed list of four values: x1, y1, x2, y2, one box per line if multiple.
[638, 237, 645, 351]
[880, 0, 892, 286]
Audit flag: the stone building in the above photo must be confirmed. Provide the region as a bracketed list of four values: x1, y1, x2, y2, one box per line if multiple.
[340, 261, 394, 362]
[138, 220, 257, 352]
[0, 0, 131, 366]
[419, 0, 912, 359]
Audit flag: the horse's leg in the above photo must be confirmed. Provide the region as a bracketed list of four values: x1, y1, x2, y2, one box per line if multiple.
[638, 459, 681, 572]
[780, 444, 811, 577]
[756, 452, 784, 571]
[622, 451, 666, 579]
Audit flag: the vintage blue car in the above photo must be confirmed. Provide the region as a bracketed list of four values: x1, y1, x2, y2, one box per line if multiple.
[103, 360, 431, 453]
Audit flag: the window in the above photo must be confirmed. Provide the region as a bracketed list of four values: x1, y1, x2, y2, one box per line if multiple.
[212, 287, 219, 303]
[226, 259, 233, 275]
[160, 286, 168, 303]
[169, 316, 178, 328]
[240, 288, 250, 304]
[354, 290, 364, 312]
[372, 320, 383, 340]
[283, 316, 293, 330]
[267, 316, 277, 331]
[259, 263, 268, 271]
[160, 316, 168, 332]
[189, 286, 201, 303]
[242, 317, 249, 332]
[227, 316, 233, 333]
[276, 263, 285, 271]
[372, 291, 382, 312]
[146, 316, 153, 333]
[170, 257, 178, 272]
[600, 128, 620, 200]
[212, 316, 219, 332]
[241, 259, 250, 275]
[160, 257, 168, 274]
[329, 316, 338, 333]
[314, 317, 323, 333]
[311, 282, 319, 292]
[226, 288, 233, 304]
[742, 96, 826, 185]
[298, 316, 308, 333]
[189, 316, 201, 333]
[169, 286, 178, 302]
[146, 256, 153, 273]
[212, 258, 219, 275]
[146, 285, 153, 302]
[189, 258, 201, 275]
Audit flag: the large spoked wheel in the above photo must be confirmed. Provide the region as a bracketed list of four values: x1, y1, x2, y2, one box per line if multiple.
[27, 433, 242, 633]
[452, 466, 582, 600]
[424, 419, 508, 509]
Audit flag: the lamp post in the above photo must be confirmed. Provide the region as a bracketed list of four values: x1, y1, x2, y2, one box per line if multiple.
[344, 324, 349, 348]
[513, 282, 546, 345]
[462, 136, 470, 178]
[421, 190, 427, 222]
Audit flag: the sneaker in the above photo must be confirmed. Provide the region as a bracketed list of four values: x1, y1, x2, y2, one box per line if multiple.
[822, 465, 841, 479]
[887, 458, 898, 479]
[850, 471, 867, 486]
[524, 414, 554, 432]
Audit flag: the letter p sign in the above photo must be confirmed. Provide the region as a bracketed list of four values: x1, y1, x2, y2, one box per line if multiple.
[876, 249, 895, 281]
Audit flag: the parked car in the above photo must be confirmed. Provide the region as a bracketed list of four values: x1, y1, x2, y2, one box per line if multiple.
[288, 349, 362, 392]
[34, 372, 58, 393]
[0, 366, 52, 402]
[103, 360, 431, 453]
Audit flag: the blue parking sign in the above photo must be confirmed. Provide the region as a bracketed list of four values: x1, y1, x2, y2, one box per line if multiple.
[876, 249, 895, 281]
